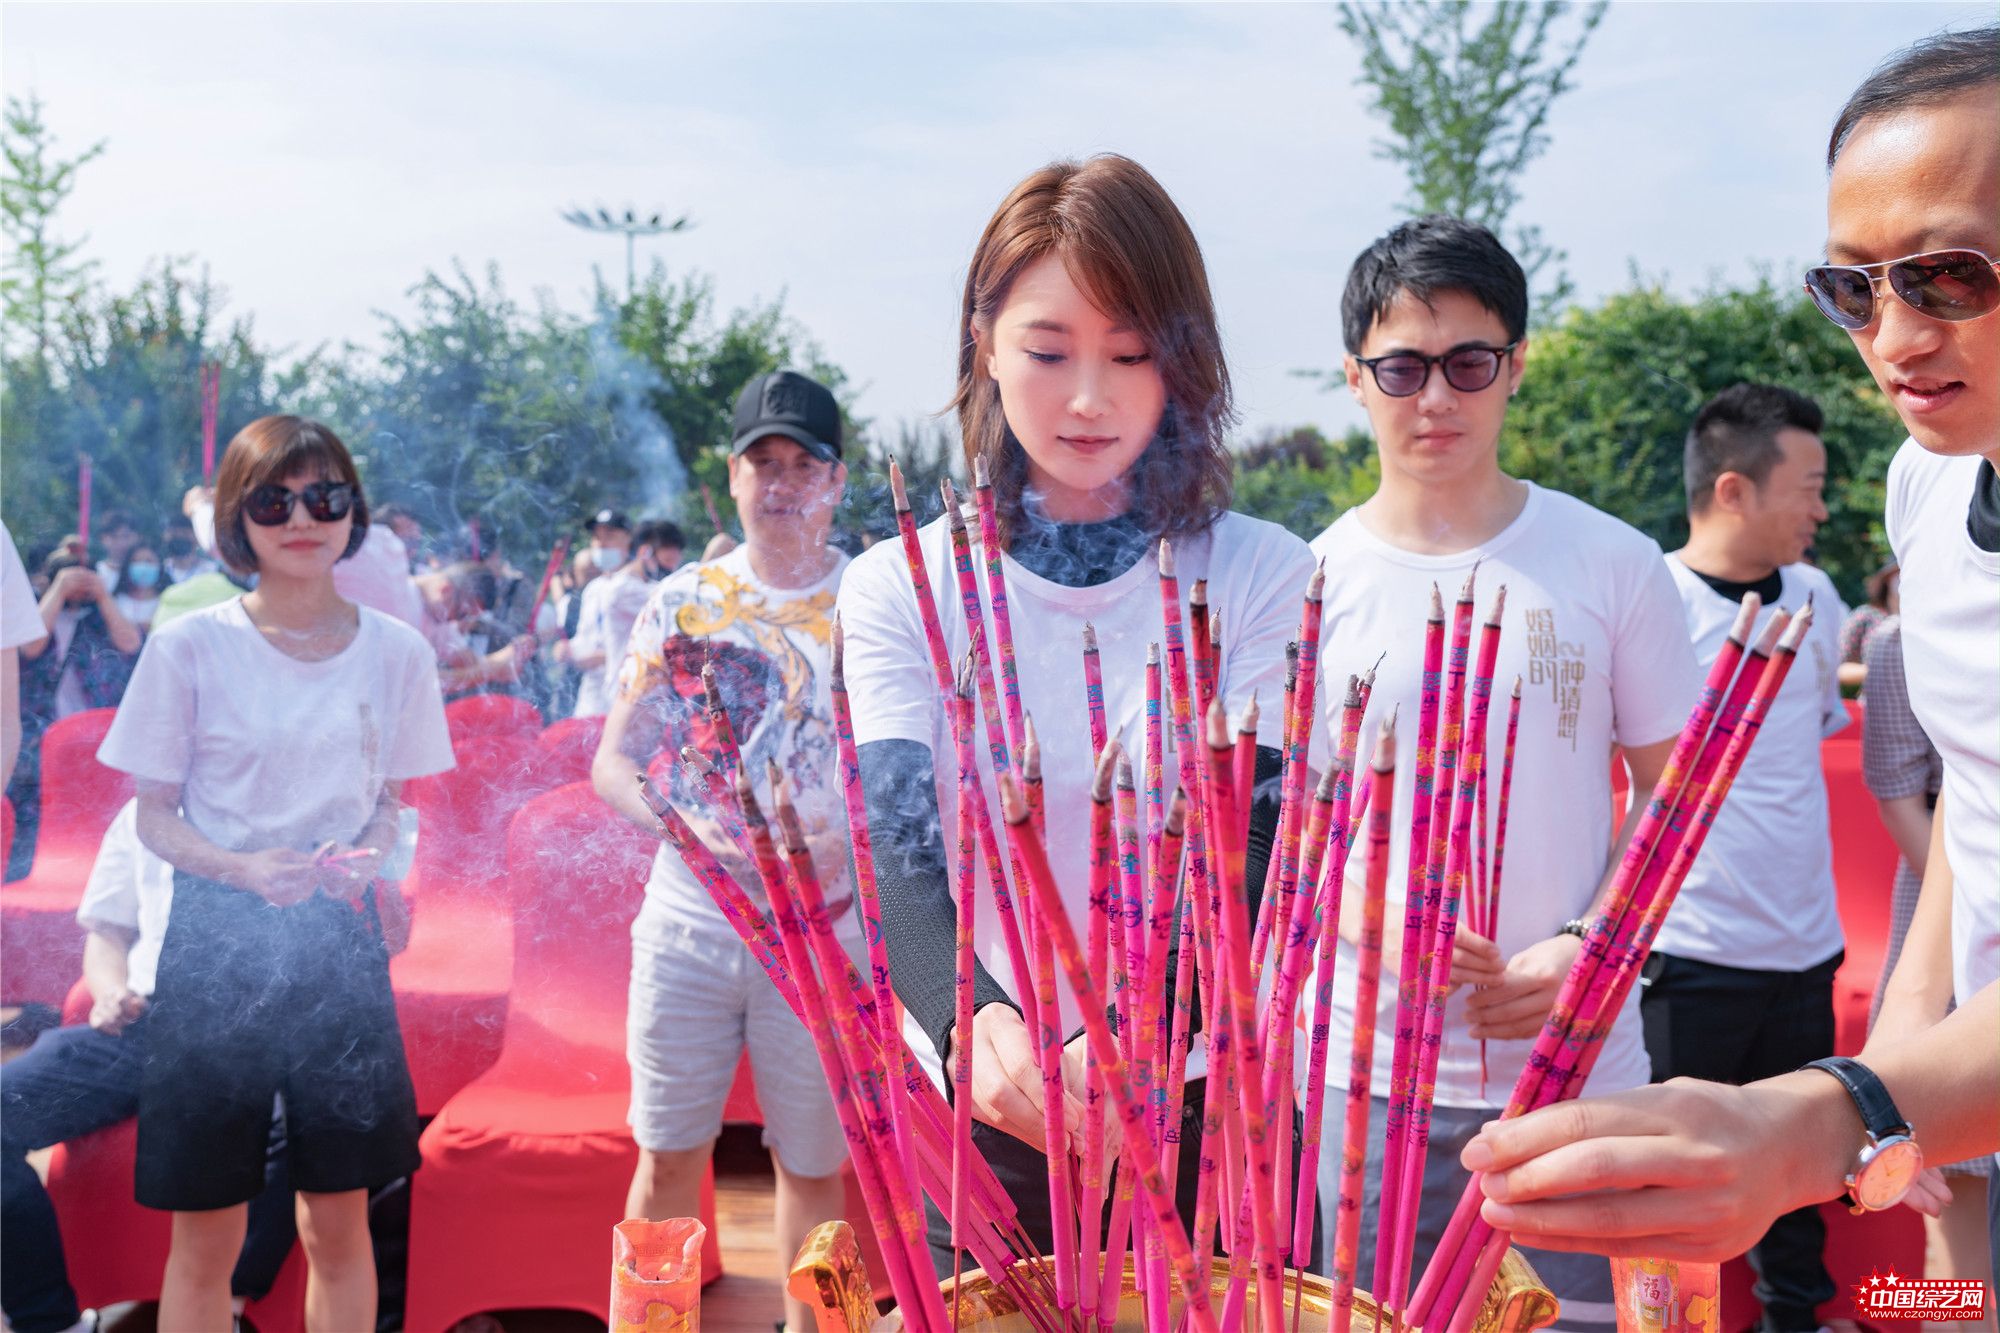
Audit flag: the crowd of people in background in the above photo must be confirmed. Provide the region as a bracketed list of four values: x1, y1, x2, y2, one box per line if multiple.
[1, 21, 1995, 1333]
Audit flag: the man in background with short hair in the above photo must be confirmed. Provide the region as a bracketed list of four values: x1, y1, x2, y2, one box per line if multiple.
[1648, 382, 1849, 1333]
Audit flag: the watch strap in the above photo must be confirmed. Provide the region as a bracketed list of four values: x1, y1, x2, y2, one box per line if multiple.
[1804, 1056, 1911, 1140]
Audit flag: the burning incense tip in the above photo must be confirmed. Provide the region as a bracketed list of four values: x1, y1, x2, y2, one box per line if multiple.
[1727, 591, 1763, 645]
[1429, 583, 1445, 620]
[1511, 675, 1523, 698]
[1209, 608, 1223, 647]
[1458, 564, 1479, 602]
[998, 772, 1031, 826]
[1315, 763, 1340, 801]
[1116, 751, 1137, 792]
[1165, 786, 1188, 835]
[830, 614, 845, 675]
[1753, 609, 1792, 654]
[1344, 673, 1363, 708]
[1082, 621, 1099, 653]
[701, 663, 725, 714]
[1284, 641, 1300, 688]
[1242, 690, 1261, 732]
[1779, 601, 1815, 650]
[1365, 650, 1386, 690]
[1486, 584, 1508, 625]
[1093, 743, 1121, 803]
[1191, 578, 1208, 607]
[974, 454, 991, 489]
[1158, 538, 1177, 578]
[1371, 720, 1398, 769]
[1307, 561, 1326, 600]
[679, 745, 714, 777]
[1206, 695, 1232, 749]
[888, 458, 910, 511]
[955, 652, 976, 697]
[941, 479, 966, 528]
[733, 768, 767, 827]
[1148, 642, 1161, 665]
[1023, 715, 1042, 779]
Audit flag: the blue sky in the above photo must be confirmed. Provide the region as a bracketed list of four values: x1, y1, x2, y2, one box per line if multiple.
[4, 2, 1987, 444]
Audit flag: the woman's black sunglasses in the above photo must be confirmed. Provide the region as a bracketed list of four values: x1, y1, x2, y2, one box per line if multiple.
[245, 481, 358, 527]
[1355, 341, 1520, 398]
[1804, 248, 2000, 331]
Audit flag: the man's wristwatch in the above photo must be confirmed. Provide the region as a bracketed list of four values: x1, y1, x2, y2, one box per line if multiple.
[1803, 1056, 1924, 1213]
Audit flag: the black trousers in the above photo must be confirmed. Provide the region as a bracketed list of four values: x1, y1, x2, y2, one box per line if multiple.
[1641, 950, 1843, 1333]
[924, 1076, 1324, 1282]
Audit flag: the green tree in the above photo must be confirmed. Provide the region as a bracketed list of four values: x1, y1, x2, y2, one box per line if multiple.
[1337, 0, 1607, 311]
[1, 93, 104, 365]
[3, 260, 271, 548]
[1230, 424, 1378, 537]
[1502, 276, 1904, 601]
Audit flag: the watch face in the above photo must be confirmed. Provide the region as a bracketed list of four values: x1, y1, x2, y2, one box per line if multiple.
[1855, 1137, 1925, 1210]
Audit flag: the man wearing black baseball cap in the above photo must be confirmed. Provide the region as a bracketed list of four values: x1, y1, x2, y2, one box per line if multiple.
[594, 368, 853, 1333]
[729, 368, 843, 463]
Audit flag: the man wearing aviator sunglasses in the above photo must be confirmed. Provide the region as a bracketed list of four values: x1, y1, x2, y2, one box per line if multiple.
[1457, 22, 2000, 1295]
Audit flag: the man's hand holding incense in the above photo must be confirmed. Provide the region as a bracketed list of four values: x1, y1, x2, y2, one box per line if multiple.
[1446, 926, 1507, 990]
[1465, 932, 1581, 1039]
[1460, 1071, 1883, 1259]
[964, 1004, 1087, 1153]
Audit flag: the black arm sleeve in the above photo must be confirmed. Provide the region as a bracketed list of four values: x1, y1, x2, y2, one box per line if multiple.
[859, 737, 1020, 1067]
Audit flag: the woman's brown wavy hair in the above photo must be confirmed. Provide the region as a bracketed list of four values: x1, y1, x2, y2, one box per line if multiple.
[948, 155, 1235, 546]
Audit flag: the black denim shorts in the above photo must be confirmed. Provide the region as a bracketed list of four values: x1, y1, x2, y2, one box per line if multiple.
[136, 872, 419, 1211]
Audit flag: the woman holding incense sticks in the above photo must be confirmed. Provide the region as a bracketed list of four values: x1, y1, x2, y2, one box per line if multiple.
[836, 154, 1319, 1278]
[1300, 215, 1704, 1332]
[97, 416, 452, 1332]
[1461, 24, 2000, 1281]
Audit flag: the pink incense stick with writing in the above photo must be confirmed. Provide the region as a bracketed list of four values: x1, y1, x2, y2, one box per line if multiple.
[998, 773, 1223, 1333]
[77, 454, 93, 549]
[1020, 719, 1079, 1312]
[1477, 676, 1523, 1093]
[1376, 583, 1443, 1301]
[1247, 640, 1301, 977]
[1410, 594, 1771, 1324]
[740, 773, 938, 1324]
[1331, 720, 1397, 1333]
[1080, 746, 1116, 1326]
[973, 457, 1027, 760]
[1391, 582, 1502, 1306]
[766, 768, 949, 1330]
[949, 686, 978, 1319]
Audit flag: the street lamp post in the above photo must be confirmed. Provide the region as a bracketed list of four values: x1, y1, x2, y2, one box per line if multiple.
[561, 205, 693, 297]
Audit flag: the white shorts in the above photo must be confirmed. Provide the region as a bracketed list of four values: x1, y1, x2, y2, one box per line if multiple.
[626, 900, 852, 1178]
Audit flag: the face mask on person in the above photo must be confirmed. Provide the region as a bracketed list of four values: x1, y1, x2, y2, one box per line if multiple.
[125, 562, 161, 590]
[591, 546, 625, 573]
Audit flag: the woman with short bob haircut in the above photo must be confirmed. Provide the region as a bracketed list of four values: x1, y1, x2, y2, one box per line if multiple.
[100, 415, 452, 1331]
[838, 153, 1319, 1274]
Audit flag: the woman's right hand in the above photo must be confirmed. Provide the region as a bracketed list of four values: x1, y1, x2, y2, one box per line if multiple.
[231, 847, 322, 906]
[961, 1004, 1087, 1153]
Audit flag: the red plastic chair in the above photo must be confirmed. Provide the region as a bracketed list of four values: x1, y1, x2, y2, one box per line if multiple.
[43, 980, 309, 1331]
[444, 694, 543, 745]
[403, 784, 722, 1331]
[535, 715, 606, 789]
[392, 733, 554, 1115]
[2, 709, 134, 1005]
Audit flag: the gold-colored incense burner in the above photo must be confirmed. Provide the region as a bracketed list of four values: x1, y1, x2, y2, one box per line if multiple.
[789, 1221, 1560, 1332]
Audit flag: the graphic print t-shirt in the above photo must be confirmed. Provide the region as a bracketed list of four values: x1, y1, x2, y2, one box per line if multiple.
[1306, 483, 1702, 1109]
[617, 545, 852, 930]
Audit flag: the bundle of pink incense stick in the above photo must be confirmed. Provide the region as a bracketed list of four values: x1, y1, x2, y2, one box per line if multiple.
[634, 459, 1794, 1333]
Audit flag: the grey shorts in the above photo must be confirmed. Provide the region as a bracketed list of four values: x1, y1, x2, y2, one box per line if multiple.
[626, 903, 853, 1179]
[1316, 1095, 1616, 1333]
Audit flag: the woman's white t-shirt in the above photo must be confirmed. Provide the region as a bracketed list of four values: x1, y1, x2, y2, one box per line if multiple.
[838, 509, 1316, 1084]
[1653, 559, 1848, 972]
[99, 598, 455, 853]
[1306, 482, 1701, 1109]
[1, 524, 43, 650]
[1885, 439, 2000, 1008]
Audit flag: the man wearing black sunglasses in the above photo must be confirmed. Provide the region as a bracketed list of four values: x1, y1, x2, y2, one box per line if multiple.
[1456, 23, 2000, 1295]
[1304, 215, 1700, 1333]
